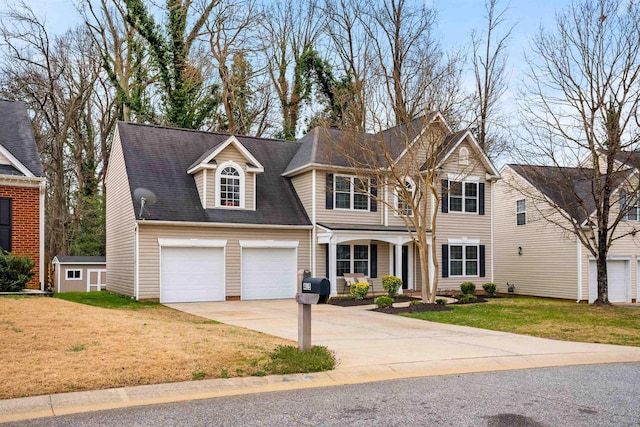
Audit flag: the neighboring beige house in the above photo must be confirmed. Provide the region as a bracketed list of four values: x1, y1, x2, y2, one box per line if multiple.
[495, 163, 639, 303]
[52, 256, 107, 293]
[106, 115, 500, 302]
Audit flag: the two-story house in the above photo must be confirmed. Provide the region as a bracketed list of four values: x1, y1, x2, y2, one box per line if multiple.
[495, 161, 640, 303]
[105, 115, 499, 302]
[0, 100, 46, 290]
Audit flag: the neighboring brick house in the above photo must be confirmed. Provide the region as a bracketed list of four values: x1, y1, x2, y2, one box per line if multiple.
[0, 100, 46, 290]
[106, 114, 499, 302]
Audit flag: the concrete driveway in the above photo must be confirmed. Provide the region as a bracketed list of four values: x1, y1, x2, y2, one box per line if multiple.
[166, 299, 640, 378]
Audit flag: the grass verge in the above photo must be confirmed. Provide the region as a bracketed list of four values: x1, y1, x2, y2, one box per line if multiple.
[262, 345, 336, 376]
[54, 291, 159, 309]
[403, 297, 640, 347]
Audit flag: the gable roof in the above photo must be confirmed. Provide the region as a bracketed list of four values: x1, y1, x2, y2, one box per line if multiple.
[52, 256, 106, 264]
[0, 100, 44, 177]
[508, 164, 632, 224]
[117, 122, 310, 226]
[187, 135, 265, 174]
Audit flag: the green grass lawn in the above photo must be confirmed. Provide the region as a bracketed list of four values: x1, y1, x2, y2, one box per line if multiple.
[54, 290, 159, 309]
[404, 297, 640, 347]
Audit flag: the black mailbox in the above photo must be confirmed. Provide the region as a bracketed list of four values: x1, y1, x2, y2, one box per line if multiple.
[301, 277, 330, 295]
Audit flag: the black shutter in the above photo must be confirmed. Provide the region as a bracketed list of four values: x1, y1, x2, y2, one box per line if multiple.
[325, 173, 334, 209]
[370, 179, 377, 212]
[479, 182, 485, 215]
[325, 244, 330, 278]
[479, 245, 486, 277]
[441, 180, 449, 213]
[370, 244, 377, 278]
[0, 198, 11, 252]
[442, 244, 449, 278]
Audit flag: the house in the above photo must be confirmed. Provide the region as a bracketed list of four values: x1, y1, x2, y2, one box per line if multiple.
[105, 115, 500, 302]
[51, 256, 107, 293]
[494, 163, 639, 303]
[0, 100, 46, 290]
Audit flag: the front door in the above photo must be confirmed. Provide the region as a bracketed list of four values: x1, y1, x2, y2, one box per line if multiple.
[402, 245, 409, 289]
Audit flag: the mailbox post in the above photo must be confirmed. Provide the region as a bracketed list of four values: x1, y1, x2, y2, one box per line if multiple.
[296, 277, 330, 351]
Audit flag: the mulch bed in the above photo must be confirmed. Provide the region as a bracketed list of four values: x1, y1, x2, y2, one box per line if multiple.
[372, 303, 452, 314]
[328, 295, 418, 307]
[329, 294, 491, 314]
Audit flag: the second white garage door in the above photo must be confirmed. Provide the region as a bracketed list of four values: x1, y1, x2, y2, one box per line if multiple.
[161, 246, 225, 303]
[241, 248, 297, 300]
[588, 259, 629, 303]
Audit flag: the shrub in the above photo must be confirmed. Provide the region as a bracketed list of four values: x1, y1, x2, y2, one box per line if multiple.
[409, 299, 421, 306]
[0, 251, 35, 292]
[460, 282, 476, 296]
[375, 296, 394, 308]
[456, 294, 477, 304]
[350, 282, 370, 300]
[482, 283, 497, 297]
[381, 275, 403, 298]
[435, 298, 447, 305]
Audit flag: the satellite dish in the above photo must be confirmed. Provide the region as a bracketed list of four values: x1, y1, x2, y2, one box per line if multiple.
[133, 188, 157, 220]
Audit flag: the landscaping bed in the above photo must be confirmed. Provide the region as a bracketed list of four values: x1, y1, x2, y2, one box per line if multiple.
[328, 295, 419, 307]
[372, 302, 452, 313]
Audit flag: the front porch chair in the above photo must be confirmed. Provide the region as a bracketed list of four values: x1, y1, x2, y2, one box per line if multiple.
[343, 273, 374, 298]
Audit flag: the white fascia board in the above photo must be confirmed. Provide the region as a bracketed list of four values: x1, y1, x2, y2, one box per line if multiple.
[187, 163, 218, 175]
[239, 240, 299, 248]
[138, 220, 313, 229]
[158, 238, 228, 248]
[0, 175, 45, 188]
[0, 144, 35, 177]
[447, 237, 481, 245]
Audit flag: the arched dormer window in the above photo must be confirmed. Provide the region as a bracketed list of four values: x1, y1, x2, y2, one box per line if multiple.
[459, 147, 469, 165]
[216, 162, 244, 208]
[395, 177, 415, 216]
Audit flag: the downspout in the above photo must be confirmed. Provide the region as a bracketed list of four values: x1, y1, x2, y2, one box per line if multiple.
[491, 180, 495, 282]
[576, 239, 582, 303]
[134, 223, 139, 300]
[311, 170, 316, 276]
[39, 180, 45, 291]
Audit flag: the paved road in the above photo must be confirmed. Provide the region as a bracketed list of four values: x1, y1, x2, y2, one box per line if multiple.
[5, 363, 639, 427]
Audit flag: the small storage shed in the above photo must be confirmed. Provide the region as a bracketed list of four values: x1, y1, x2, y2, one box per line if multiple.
[52, 256, 107, 293]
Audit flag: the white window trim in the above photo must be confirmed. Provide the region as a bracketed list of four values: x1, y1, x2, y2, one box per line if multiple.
[336, 243, 370, 277]
[65, 269, 82, 281]
[334, 175, 370, 211]
[516, 199, 526, 226]
[158, 238, 228, 248]
[215, 160, 245, 208]
[448, 180, 479, 214]
[239, 240, 299, 248]
[394, 177, 415, 217]
[449, 244, 479, 277]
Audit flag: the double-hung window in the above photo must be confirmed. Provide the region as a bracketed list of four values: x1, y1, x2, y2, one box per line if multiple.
[516, 199, 526, 225]
[336, 244, 369, 276]
[621, 190, 639, 221]
[449, 245, 478, 277]
[219, 166, 241, 207]
[449, 181, 478, 213]
[334, 176, 369, 211]
[396, 179, 414, 216]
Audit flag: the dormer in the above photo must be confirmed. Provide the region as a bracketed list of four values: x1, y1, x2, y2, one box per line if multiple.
[187, 136, 264, 210]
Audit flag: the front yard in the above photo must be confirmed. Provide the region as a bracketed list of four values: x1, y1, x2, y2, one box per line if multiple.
[404, 297, 640, 347]
[0, 294, 332, 400]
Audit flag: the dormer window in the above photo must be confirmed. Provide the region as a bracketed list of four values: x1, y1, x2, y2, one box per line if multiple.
[216, 161, 245, 208]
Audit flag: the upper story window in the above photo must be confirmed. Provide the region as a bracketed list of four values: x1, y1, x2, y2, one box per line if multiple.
[620, 190, 639, 221]
[459, 147, 469, 165]
[335, 175, 369, 211]
[216, 161, 245, 208]
[395, 178, 414, 216]
[449, 181, 477, 213]
[516, 199, 526, 225]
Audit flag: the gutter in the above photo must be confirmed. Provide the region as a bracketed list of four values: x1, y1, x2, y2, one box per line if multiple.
[136, 220, 313, 230]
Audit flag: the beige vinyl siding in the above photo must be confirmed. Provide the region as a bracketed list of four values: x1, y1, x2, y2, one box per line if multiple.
[105, 128, 137, 297]
[211, 145, 256, 209]
[435, 142, 493, 290]
[493, 167, 578, 299]
[315, 171, 383, 225]
[291, 172, 313, 216]
[206, 169, 215, 209]
[136, 224, 311, 300]
[193, 171, 205, 207]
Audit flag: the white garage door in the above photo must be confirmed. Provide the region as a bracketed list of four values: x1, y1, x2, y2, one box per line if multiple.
[161, 247, 225, 303]
[588, 260, 629, 303]
[241, 248, 297, 300]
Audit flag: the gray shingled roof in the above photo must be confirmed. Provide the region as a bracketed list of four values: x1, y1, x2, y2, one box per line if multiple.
[54, 256, 106, 264]
[509, 164, 632, 224]
[318, 223, 421, 233]
[0, 100, 44, 177]
[118, 122, 310, 226]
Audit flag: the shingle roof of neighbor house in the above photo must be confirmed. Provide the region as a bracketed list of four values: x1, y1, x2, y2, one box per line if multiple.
[0, 100, 44, 177]
[509, 164, 632, 224]
[117, 122, 311, 225]
[53, 256, 106, 264]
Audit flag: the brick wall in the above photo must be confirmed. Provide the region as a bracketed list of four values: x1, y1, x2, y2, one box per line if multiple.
[0, 185, 40, 289]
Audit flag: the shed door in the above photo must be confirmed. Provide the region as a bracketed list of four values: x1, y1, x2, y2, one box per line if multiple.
[161, 247, 225, 303]
[588, 260, 629, 303]
[241, 248, 297, 300]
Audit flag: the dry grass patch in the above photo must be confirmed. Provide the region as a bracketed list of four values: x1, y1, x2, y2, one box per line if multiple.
[0, 297, 292, 399]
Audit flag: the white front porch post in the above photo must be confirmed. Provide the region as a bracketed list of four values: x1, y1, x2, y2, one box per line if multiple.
[395, 243, 403, 294]
[329, 239, 338, 296]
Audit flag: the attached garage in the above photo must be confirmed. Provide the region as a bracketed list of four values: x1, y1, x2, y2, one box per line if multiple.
[160, 240, 226, 303]
[240, 241, 298, 300]
[589, 259, 630, 303]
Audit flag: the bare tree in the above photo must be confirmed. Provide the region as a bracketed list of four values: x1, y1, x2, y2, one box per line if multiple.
[518, 0, 640, 305]
[470, 0, 513, 157]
